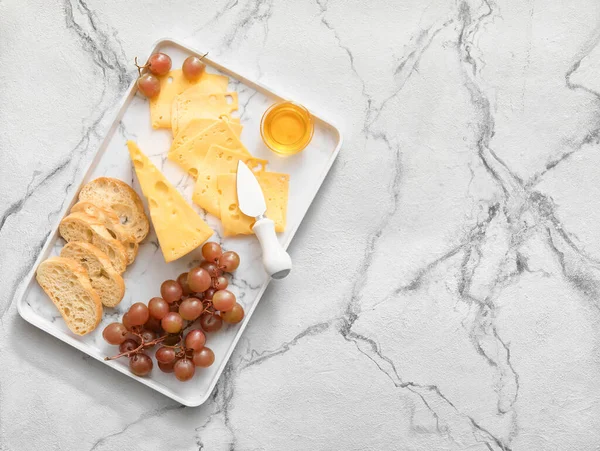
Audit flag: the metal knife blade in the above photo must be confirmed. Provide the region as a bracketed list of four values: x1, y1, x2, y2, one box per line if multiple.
[236, 161, 266, 218]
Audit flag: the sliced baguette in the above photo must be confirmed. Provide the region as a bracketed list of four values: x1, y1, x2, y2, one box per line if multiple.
[36, 257, 102, 335]
[78, 177, 149, 243]
[59, 212, 127, 273]
[71, 202, 138, 265]
[61, 241, 125, 307]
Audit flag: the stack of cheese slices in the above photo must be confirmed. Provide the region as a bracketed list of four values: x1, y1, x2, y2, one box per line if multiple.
[125, 67, 290, 264]
[36, 178, 149, 335]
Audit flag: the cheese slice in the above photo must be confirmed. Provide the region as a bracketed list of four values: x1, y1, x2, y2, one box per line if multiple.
[218, 171, 289, 236]
[171, 90, 238, 135]
[170, 117, 242, 156]
[169, 118, 250, 179]
[127, 141, 213, 262]
[149, 70, 229, 129]
[192, 145, 268, 218]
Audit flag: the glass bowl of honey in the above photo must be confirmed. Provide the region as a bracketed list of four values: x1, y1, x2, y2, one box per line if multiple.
[260, 101, 314, 155]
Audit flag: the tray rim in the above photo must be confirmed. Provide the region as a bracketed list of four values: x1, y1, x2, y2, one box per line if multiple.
[16, 37, 344, 407]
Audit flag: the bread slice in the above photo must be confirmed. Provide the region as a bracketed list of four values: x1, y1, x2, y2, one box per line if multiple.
[59, 212, 127, 273]
[78, 177, 149, 243]
[71, 202, 138, 265]
[36, 257, 102, 335]
[61, 241, 125, 307]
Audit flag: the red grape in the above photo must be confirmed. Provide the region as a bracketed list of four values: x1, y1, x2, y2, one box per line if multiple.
[193, 347, 215, 367]
[212, 290, 236, 312]
[200, 313, 222, 332]
[200, 261, 221, 277]
[177, 272, 192, 295]
[144, 316, 162, 333]
[161, 312, 184, 333]
[204, 288, 216, 300]
[119, 339, 138, 353]
[161, 280, 183, 304]
[213, 275, 228, 290]
[148, 297, 169, 320]
[137, 73, 160, 98]
[155, 346, 176, 364]
[182, 56, 206, 81]
[202, 242, 222, 262]
[174, 358, 195, 381]
[130, 353, 153, 376]
[221, 303, 245, 324]
[219, 251, 240, 272]
[103, 322, 128, 345]
[179, 297, 204, 321]
[140, 329, 157, 343]
[147, 53, 171, 76]
[188, 267, 211, 292]
[185, 329, 206, 350]
[158, 359, 176, 373]
[128, 302, 150, 326]
[122, 313, 134, 331]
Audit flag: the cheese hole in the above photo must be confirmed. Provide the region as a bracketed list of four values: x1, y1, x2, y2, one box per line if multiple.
[172, 209, 177, 216]
[226, 138, 233, 144]
[149, 199, 158, 209]
[229, 204, 236, 211]
[225, 95, 234, 105]
[226, 156, 232, 161]
[168, 77, 173, 83]
[206, 175, 211, 180]
[154, 181, 169, 194]
[189, 168, 198, 178]
[133, 159, 144, 169]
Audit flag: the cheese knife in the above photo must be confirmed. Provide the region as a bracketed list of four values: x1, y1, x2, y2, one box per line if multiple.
[236, 161, 292, 279]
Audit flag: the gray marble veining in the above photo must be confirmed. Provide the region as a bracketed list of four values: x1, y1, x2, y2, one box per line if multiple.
[2, 0, 600, 449]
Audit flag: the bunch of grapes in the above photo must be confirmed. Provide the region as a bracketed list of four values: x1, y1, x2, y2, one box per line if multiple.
[102, 242, 245, 382]
[135, 52, 208, 98]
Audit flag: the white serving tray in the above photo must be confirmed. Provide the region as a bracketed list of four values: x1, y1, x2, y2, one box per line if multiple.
[16, 38, 342, 406]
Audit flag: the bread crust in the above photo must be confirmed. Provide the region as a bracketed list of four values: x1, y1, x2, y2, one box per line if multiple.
[78, 177, 149, 243]
[61, 241, 125, 307]
[36, 257, 103, 335]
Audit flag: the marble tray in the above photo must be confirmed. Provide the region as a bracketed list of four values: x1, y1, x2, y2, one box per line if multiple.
[16, 38, 342, 407]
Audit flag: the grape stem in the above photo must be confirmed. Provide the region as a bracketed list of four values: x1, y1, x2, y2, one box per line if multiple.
[104, 311, 211, 361]
[134, 56, 149, 76]
[104, 330, 167, 361]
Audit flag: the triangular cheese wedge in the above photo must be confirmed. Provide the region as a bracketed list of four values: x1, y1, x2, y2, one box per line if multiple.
[149, 70, 229, 129]
[170, 118, 242, 155]
[192, 145, 267, 218]
[168, 118, 250, 179]
[217, 171, 289, 236]
[127, 141, 213, 263]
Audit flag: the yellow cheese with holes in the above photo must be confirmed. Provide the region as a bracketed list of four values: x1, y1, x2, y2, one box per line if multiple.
[127, 141, 213, 262]
[149, 70, 229, 129]
[169, 118, 250, 179]
[171, 90, 238, 136]
[218, 172, 289, 236]
[192, 145, 268, 218]
[170, 118, 242, 157]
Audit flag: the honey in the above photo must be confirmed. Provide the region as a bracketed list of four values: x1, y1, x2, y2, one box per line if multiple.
[260, 101, 313, 155]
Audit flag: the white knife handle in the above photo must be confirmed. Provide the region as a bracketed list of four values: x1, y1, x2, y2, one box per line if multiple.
[252, 217, 292, 279]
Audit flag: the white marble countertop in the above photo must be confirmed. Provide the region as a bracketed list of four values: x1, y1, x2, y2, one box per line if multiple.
[2, 0, 600, 450]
